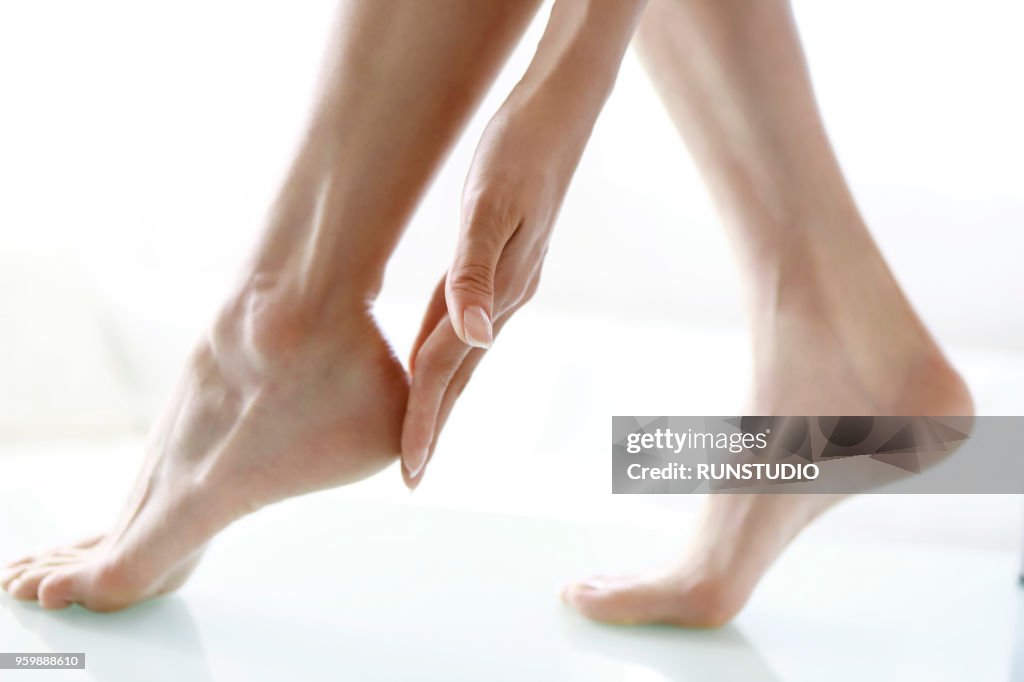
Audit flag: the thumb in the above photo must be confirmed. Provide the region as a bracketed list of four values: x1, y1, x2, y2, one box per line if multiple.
[445, 202, 516, 348]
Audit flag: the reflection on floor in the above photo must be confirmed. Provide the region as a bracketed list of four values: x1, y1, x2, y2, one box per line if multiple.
[0, 496, 1018, 682]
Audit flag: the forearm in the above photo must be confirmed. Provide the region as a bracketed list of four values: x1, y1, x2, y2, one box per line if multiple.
[478, 0, 648, 184]
[516, 0, 647, 104]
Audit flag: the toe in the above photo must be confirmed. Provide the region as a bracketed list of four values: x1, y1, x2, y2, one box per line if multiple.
[38, 572, 79, 610]
[3, 556, 83, 594]
[2, 552, 50, 577]
[563, 575, 666, 625]
[8, 567, 56, 601]
[1, 565, 29, 591]
[2, 555, 33, 571]
[2, 536, 101, 573]
[563, 572, 741, 628]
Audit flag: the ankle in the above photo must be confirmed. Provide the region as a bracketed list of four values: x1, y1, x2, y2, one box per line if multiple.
[746, 244, 972, 416]
[745, 213, 930, 347]
[210, 270, 374, 372]
[239, 144, 399, 325]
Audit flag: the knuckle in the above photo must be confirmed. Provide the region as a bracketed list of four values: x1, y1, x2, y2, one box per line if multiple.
[492, 259, 534, 309]
[449, 262, 495, 298]
[506, 273, 540, 309]
[508, 277, 532, 306]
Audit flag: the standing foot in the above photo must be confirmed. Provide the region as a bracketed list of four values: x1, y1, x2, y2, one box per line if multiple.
[2, 290, 408, 612]
[564, 237, 973, 627]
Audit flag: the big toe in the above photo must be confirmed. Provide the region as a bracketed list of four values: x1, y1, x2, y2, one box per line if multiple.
[562, 571, 741, 628]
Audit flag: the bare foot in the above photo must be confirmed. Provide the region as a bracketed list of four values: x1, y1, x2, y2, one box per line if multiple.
[562, 246, 973, 627]
[1, 287, 407, 611]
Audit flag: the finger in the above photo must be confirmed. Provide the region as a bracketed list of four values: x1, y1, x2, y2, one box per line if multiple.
[403, 331, 494, 490]
[403, 345, 488, 491]
[407, 274, 539, 489]
[445, 194, 520, 348]
[401, 316, 472, 482]
[412, 246, 528, 372]
[410, 275, 449, 374]
[426, 317, 510, 456]
[429, 276, 536, 450]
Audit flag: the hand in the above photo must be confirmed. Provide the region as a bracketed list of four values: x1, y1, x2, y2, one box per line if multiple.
[401, 0, 647, 486]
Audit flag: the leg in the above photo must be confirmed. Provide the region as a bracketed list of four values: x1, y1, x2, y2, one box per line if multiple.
[562, 0, 972, 626]
[0, 0, 540, 611]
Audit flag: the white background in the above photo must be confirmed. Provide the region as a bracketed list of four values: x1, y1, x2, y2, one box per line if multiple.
[0, 1, 1022, 548]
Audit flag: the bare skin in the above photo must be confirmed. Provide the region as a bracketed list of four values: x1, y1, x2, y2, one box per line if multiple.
[0, 0, 543, 611]
[2, 0, 974, 626]
[401, 0, 648, 484]
[560, 0, 973, 627]
[382, 0, 970, 628]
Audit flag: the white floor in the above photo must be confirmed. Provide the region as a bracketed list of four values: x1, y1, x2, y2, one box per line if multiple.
[1, 433, 1023, 681]
[0, 494, 1020, 682]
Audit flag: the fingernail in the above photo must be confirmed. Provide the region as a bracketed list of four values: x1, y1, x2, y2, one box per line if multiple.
[407, 447, 429, 479]
[462, 306, 493, 349]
